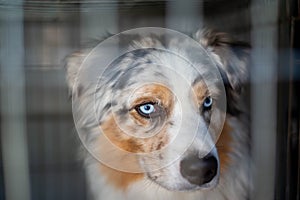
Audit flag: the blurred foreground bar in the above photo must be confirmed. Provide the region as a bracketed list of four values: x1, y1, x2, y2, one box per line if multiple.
[166, 0, 203, 33]
[0, 1, 31, 200]
[250, 0, 279, 200]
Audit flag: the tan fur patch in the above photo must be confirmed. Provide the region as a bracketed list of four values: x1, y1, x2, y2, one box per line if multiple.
[99, 84, 173, 154]
[192, 80, 209, 106]
[100, 115, 169, 153]
[129, 109, 151, 127]
[95, 130, 144, 190]
[101, 115, 143, 153]
[216, 120, 233, 173]
[130, 84, 174, 116]
[98, 111, 170, 190]
[99, 164, 144, 191]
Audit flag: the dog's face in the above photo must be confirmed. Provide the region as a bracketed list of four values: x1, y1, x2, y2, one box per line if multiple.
[66, 28, 249, 192]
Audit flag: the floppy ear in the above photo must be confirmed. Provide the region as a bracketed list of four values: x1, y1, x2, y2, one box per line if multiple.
[194, 29, 250, 115]
[64, 50, 89, 97]
[64, 35, 114, 97]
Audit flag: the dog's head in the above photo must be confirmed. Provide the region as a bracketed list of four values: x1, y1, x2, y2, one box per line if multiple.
[65, 28, 249, 191]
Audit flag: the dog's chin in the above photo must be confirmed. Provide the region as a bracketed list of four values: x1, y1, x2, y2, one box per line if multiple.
[150, 175, 219, 192]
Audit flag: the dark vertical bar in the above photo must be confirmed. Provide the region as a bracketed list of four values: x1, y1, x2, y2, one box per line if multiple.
[275, 0, 291, 199]
[289, 16, 300, 200]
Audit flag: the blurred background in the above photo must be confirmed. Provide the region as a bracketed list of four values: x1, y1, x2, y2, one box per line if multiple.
[0, 0, 299, 200]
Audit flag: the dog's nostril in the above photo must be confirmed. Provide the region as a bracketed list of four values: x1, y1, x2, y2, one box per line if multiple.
[180, 153, 218, 186]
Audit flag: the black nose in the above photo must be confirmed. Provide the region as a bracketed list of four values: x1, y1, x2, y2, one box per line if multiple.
[180, 153, 218, 186]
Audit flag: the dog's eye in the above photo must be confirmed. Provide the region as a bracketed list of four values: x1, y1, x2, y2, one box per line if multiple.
[203, 97, 213, 110]
[136, 103, 158, 118]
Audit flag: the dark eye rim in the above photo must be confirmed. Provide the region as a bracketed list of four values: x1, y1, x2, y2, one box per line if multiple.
[134, 102, 162, 119]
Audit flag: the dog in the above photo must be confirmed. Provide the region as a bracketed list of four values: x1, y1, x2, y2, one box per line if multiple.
[65, 28, 251, 200]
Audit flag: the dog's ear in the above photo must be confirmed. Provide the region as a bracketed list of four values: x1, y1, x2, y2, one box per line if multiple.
[194, 29, 250, 115]
[64, 51, 88, 97]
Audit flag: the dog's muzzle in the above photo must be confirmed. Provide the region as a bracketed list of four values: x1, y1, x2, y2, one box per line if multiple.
[180, 152, 218, 187]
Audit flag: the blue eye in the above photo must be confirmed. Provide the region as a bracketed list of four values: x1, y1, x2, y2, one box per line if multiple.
[203, 97, 213, 110]
[137, 103, 155, 118]
[140, 104, 155, 114]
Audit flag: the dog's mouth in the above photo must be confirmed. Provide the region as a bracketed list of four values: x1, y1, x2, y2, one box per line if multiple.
[148, 171, 219, 192]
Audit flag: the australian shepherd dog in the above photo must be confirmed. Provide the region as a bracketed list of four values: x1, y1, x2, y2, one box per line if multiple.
[65, 28, 251, 200]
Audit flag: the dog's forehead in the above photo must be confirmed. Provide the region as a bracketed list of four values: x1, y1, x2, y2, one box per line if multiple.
[105, 48, 214, 91]
[94, 36, 223, 114]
